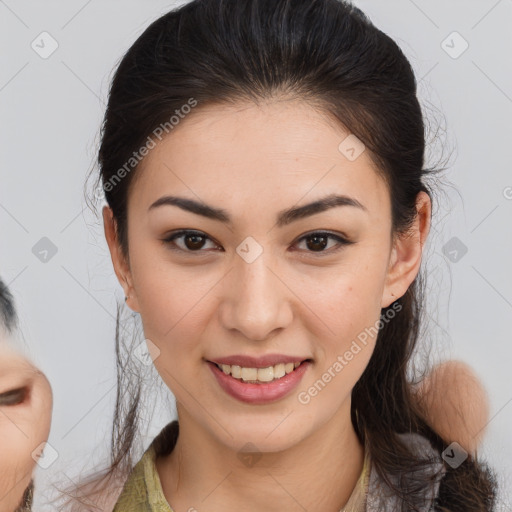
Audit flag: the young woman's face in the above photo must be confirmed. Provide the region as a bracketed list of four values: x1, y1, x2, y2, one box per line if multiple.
[0, 342, 52, 510]
[104, 98, 426, 452]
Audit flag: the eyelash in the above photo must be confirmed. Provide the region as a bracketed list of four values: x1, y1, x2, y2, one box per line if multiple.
[161, 230, 353, 257]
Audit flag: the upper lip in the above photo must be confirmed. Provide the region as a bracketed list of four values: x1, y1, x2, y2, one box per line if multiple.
[207, 354, 311, 368]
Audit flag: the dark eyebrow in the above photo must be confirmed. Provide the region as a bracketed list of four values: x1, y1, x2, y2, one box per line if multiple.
[148, 193, 367, 228]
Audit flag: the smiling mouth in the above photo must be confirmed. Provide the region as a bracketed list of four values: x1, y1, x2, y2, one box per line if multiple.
[211, 359, 312, 384]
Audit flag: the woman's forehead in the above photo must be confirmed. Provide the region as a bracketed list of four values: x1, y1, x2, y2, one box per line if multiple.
[130, 100, 390, 217]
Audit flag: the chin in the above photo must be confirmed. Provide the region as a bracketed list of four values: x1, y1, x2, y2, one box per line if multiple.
[224, 415, 313, 452]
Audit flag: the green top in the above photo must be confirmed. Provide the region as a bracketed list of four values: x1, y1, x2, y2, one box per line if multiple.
[113, 420, 371, 512]
[112, 443, 174, 511]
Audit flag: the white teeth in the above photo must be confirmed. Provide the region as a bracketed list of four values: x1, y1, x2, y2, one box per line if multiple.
[274, 363, 286, 379]
[217, 361, 304, 383]
[241, 367, 258, 381]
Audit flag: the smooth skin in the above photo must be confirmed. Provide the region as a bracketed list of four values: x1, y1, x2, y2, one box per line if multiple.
[103, 97, 489, 511]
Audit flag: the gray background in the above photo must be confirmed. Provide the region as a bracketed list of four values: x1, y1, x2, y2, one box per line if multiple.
[1, 0, 511, 509]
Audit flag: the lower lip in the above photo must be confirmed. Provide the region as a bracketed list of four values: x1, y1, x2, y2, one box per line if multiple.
[207, 360, 311, 404]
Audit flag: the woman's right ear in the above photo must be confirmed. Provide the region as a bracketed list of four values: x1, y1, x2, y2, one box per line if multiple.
[102, 206, 138, 310]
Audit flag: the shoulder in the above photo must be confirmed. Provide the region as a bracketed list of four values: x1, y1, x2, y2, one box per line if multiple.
[112, 446, 155, 511]
[113, 443, 176, 512]
[112, 421, 179, 511]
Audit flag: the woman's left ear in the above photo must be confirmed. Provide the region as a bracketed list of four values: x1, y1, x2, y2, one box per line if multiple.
[381, 191, 431, 308]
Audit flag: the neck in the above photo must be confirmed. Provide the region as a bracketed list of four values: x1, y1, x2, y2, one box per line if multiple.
[155, 400, 365, 512]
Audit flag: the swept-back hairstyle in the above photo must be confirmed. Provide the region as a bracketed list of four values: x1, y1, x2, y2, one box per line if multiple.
[55, 0, 497, 510]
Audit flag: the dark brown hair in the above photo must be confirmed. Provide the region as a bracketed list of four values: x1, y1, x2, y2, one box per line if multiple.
[54, 0, 497, 510]
[0, 277, 18, 332]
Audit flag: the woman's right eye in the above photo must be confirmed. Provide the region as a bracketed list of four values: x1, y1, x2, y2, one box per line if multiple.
[0, 386, 28, 406]
[162, 230, 221, 253]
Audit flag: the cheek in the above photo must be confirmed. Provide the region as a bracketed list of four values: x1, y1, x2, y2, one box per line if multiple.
[302, 249, 389, 370]
[132, 260, 213, 378]
[309, 282, 382, 372]
[296, 282, 384, 412]
[336, 274, 384, 329]
[32, 375, 53, 443]
[308, 247, 388, 326]
[135, 268, 213, 342]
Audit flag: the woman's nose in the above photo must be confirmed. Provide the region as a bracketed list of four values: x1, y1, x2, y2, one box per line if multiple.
[219, 251, 293, 341]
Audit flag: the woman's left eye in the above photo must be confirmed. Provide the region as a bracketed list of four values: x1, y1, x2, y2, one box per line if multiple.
[162, 230, 353, 255]
[293, 232, 353, 254]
